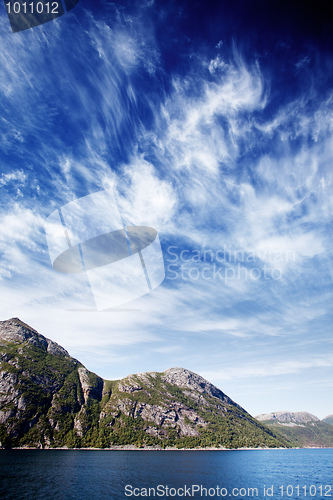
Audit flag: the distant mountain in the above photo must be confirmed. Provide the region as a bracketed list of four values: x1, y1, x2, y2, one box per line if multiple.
[255, 411, 333, 448]
[0, 318, 286, 449]
[322, 415, 333, 425]
[256, 411, 319, 425]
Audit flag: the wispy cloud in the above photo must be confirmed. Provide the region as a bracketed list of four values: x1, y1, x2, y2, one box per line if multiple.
[203, 355, 333, 382]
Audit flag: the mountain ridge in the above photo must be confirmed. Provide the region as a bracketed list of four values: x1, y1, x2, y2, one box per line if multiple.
[256, 411, 320, 426]
[0, 318, 286, 449]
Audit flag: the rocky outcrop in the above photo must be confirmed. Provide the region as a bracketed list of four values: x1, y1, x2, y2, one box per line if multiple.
[161, 368, 242, 409]
[0, 317, 69, 357]
[135, 402, 206, 437]
[78, 368, 103, 403]
[0, 372, 20, 424]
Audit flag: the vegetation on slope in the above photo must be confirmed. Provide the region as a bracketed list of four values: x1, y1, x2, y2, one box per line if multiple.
[260, 421, 333, 448]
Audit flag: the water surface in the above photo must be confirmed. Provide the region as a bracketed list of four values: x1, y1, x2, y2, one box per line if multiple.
[0, 448, 332, 499]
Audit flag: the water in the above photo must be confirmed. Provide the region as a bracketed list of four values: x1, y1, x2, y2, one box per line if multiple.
[0, 449, 332, 499]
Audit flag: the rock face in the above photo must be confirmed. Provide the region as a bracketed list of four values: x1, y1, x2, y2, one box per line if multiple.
[0, 318, 69, 357]
[161, 368, 241, 408]
[0, 318, 286, 449]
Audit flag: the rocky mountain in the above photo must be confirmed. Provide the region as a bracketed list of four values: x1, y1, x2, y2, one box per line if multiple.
[256, 411, 319, 426]
[0, 318, 286, 449]
[255, 411, 333, 448]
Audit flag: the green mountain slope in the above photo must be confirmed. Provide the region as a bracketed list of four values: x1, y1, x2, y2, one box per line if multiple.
[256, 412, 333, 448]
[0, 318, 286, 449]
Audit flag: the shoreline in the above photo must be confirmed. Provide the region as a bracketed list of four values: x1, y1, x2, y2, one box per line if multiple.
[3, 445, 331, 451]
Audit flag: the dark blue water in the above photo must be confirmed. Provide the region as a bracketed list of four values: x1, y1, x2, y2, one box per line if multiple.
[0, 449, 332, 499]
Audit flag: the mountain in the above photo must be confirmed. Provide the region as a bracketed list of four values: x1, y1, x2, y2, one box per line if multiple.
[256, 411, 319, 425]
[255, 411, 333, 448]
[322, 415, 333, 425]
[0, 318, 286, 449]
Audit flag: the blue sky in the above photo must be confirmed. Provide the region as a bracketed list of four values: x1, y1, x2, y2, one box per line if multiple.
[0, 0, 333, 419]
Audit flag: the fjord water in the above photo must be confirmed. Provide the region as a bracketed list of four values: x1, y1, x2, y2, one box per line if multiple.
[0, 449, 332, 499]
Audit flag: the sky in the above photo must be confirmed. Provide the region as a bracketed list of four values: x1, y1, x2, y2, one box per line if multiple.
[0, 0, 333, 419]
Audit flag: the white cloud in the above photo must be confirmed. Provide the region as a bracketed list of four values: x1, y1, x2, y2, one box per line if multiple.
[0, 204, 43, 238]
[0, 169, 26, 186]
[208, 55, 227, 74]
[116, 158, 178, 229]
[203, 355, 333, 382]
